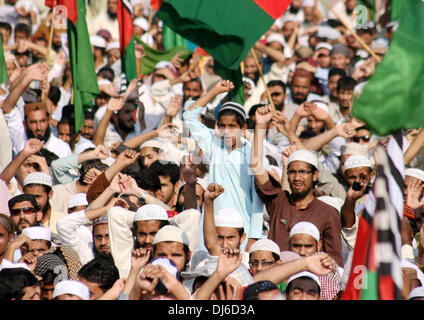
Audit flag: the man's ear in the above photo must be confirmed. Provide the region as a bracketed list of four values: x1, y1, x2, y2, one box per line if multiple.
[317, 239, 323, 252]
[240, 232, 247, 245]
[36, 210, 43, 222]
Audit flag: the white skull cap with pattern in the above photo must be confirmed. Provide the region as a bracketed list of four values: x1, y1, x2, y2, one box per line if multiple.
[153, 225, 190, 246]
[23, 172, 53, 188]
[22, 226, 51, 242]
[315, 42, 333, 52]
[139, 138, 164, 151]
[287, 149, 318, 169]
[266, 33, 285, 46]
[408, 286, 424, 300]
[405, 168, 424, 182]
[105, 41, 120, 52]
[344, 155, 373, 171]
[340, 142, 369, 157]
[133, 17, 149, 31]
[290, 221, 320, 241]
[287, 271, 321, 288]
[215, 208, 244, 229]
[248, 238, 281, 257]
[67, 193, 88, 209]
[317, 196, 344, 213]
[52, 280, 90, 300]
[134, 204, 169, 222]
[90, 35, 106, 48]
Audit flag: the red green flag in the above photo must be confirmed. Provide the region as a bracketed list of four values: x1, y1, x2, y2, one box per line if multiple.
[352, 0, 424, 136]
[45, 0, 99, 132]
[154, 0, 293, 104]
[342, 135, 404, 300]
[117, 0, 138, 82]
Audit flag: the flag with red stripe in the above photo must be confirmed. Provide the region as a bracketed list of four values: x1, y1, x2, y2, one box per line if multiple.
[117, 0, 138, 83]
[342, 134, 404, 300]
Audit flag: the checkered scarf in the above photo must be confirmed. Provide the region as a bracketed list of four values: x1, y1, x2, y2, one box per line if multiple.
[47, 246, 82, 280]
[0, 214, 13, 235]
[314, 252, 343, 300]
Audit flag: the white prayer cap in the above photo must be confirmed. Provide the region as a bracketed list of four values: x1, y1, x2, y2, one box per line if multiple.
[67, 193, 88, 209]
[215, 208, 244, 229]
[340, 142, 369, 157]
[106, 41, 120, 52]
[290, 221, 320, 241]
[134, 204, 169, 222]
[133, 17, 149, 31]
[344, 155, 373, 171]
[23, 172, 53, 188]
[139, 138, 164, 151]
[310, 100, 329, 114]
[151, 257, 178, 278]
[408, 286, 424, 300]
[153, 225, 190, 246]
[74, 141, 96, 155]
[287, 271, 321, 288]
[97, 78, 112, 86]
[249, 238, 281, 257]
[317, 26, 342, 40]
[90, 35, 106, 48]
[266, 33, 285, 47]
[287, 149, 318, 169]
[155, 60, 174, 70]
[281, 14, 298, 25]
[315, 42, 333, 52]
[317, 196, 344, 213]
[53, 280, 90, 300]
[302, 0, 315, 7]
[22, 226, 51, 242]
[2, 262, 32, 271]
[196, 177, 209, 192]
[405, 168, 424, 182]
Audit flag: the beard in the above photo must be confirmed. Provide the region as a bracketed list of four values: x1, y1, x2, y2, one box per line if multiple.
[292, 94, 306, 105]
[52, 42, 62, 53]
[26, 125, 51, 143]
[117, 117, 135, 133]
[107, 11, 117, 20]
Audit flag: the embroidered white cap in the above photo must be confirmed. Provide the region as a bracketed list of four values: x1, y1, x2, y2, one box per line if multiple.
[287, 149, 319, 169]
[317, 196, 344, 213]
[153, 225, 190, 246]
[287, 271, 321, 288]
[134, 204, 169, 222]
[290, 221, 320, 241]
[23, 172, 53, 188]
[405, 168, 424, 182]
[133, 17, 149, 31]
[215, 208, 244, 229]
[22, 226, 51, 242]
[248, 238, 281, 257]
[53, 280, 90, 300]
[67, 193, 88, 209]
[344, 155, 373, 171]
[90, 35, 106, 48]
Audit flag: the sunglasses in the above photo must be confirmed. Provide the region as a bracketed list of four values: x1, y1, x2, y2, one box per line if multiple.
[352, 135, 370, 143]
[11, 207, 37, 216]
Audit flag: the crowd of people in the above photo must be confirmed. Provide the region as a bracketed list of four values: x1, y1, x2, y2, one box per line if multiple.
[0, 0, 424, 301]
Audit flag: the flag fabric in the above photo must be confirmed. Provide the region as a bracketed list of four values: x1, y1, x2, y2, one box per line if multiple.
[0, 33, 8, 85]
[45, 0, 99, 132]
[133, 36, 192, 76]
[117, 0, 138, 82]
[162, 24, 188, 51]
[351, 0, 424, 136]
[154, 0, 293, 104]
[342, 134, 404, 300]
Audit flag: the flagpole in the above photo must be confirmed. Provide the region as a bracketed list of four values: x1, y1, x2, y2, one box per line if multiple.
[249, 48, 276, 112]
[42, 4, 56, 102]
[320, 0, 381, 63]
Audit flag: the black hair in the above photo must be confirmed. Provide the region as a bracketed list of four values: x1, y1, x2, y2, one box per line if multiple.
[183, 77, 203, 90]
[14, 23, 31, 38]
[328, 68, 346, 79]
[285, 276, 321, 297]
[8, 194, 40, 213]
[242, 280, 279, 300]
[78, 157, 108, 185]
[77, 255, 119, 292]
[135, 169, 161, 193]
[299, 129, 318, 140]
[337, 76, 357, 92]
[217, 109, 245, 128]
[149, 161, 180, 185]
[0, 21, 12, 34]
[0, 268, 39, 301]
[267, 80, 286, 92]
[84, 110, 95, 120]
[23, 183, 52, 196]
[97, 66, 115, 82]
[133, 219, 169, 246]
[57, 117, 75, 137]
[47, 85, 61, 106]
[266, 155, 278, 167]
[152, 243, 191, 271]
[60, 104, 75, 123]
[248, 103, 266, 119]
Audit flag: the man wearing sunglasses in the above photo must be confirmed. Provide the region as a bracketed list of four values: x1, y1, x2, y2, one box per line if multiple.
[350, 126, 372, 145]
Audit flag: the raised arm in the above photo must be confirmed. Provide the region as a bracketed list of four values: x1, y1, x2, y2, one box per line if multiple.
[189, 80, 234, 111]
[254, 41, 286, 68]
[404, 128, 424, 165]
[93, 95, 125, 146]
[250, 105, 273, 186]
[203, 183, 225, 256]
[303, 123, 355, 151]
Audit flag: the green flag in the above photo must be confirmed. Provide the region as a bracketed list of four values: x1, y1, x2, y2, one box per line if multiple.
[65, 0, 100, 132]
[162, 24, 188, 51]
[352, 0, 424, 136]
[0, 33, 8, 85]
[133, 36, 192, 76]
